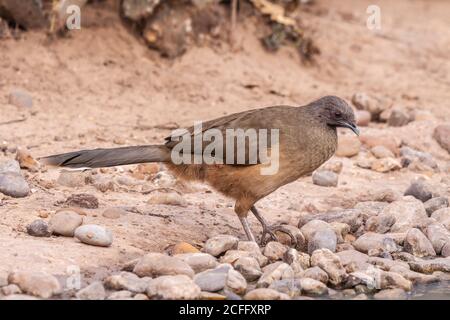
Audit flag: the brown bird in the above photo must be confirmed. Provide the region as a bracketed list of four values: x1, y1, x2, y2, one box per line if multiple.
[41, 96, 359, 244]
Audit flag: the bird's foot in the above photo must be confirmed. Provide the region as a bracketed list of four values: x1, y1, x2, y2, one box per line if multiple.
[260, 224, 297, 247]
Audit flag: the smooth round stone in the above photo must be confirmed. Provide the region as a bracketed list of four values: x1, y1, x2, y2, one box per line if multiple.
[26, 219, 51, 237]
[312, 170, 338, 187]
[49, 211, 83, 237]
[102, 207, 125, 219]
[0, 160, 21, 174]
[74, 224, 113, 247]
[0, 172, 30, 198]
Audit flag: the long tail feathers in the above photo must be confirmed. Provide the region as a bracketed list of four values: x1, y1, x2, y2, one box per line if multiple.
[40, 145, 171, 169]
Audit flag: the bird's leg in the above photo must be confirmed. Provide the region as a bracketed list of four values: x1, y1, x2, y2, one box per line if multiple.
[238, 216, 256, 242]
[250, 206, 297, 246]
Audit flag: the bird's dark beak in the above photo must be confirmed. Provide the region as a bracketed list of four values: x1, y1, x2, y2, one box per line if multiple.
[337, 121, 360, 136]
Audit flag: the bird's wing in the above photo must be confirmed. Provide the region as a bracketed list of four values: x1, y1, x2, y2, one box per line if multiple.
[164, 106, 297, 165]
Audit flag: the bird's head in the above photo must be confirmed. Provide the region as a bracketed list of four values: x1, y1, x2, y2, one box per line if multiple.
[312, 95, 359, 135]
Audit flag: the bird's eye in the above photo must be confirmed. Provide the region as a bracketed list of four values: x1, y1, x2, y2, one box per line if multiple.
[334, 111, 342, 118]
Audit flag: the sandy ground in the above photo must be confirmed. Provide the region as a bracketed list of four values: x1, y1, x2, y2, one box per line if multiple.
[0, 0, 449, 285]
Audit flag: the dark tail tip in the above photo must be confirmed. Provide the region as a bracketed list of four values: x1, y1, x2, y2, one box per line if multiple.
[39, 151, 89, 168]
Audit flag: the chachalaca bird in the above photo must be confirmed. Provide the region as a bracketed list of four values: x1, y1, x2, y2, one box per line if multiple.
[41, 95, 359, 244]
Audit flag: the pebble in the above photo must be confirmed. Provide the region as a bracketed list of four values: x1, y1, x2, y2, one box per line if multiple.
[409, 258, 450, 273]
[379, 197, 429, 232]
[387, 109, 411, 127]
[347, 271, 378, 289]
[75, 281, 106, 300]
[122, 0, 161, 21]
[244, 288, 290, 300]
[433, 124, 450, 153]
[300, 219, 334, 242]
[299, 210, 365, 234]
[107, 290, 133, 300]
[0, 160, 21, 174]
[404, 228, 436, 257]
[336, 243, 355, 252]
[441, 242, 450, 257]
[365, 214, 395, 233]
[351, 92, 390, 120]
[371, 158, 401, 172]
[263, 241, 287, 261]
[8, 271, 61, 299]
[370, 145, 395, 159]
[320, 160, 343, 174]
[268, 278, 302, 297]
[49, 210, 83, 237]
[257, 262, 294, 288]
[115, 175, 139, 186]
[425, 222, 450, 255]
[9, 88, 33, 108]
[330, 222, 350, 243]
[424, 197, 448, 216]
[389, 265, 438, 284]
[57, 171, 88, 188]
[26, 219, 51, 237]
[146, 275, 201, 299]
[221, 250, 267, 268]
[133, 293, 149, 300]
[102, 207, 126, 219]
[147, 191, 187, 207]
[311, 249, 347, 286]
[174, 253, 218, 273]
[308, 228, 337, 254]
[359, 134, 400, 155]
[336, 250, 370, 271]
[283, 248, 310, 271]
[203, 235, 238, 257]
[104, 272, 151, 293]
[353, 233, 398, 254]
[193, 264, 230, 292]
[298, 277, 328, 296]
[301, 267, 329, 284]
[233, 256, 262, 281]
[74, 224, 113, 247]
[368, 256, 409, 271]
[373, 288, 407, 300]
[199, 292, 226, 300]
[64, 193, 99, 209]
[404, 179, 433, 202]
[133, 253, 194, 278]
[312, 170, 338, 187]
[380, 271, 412, 291]
[237, 241, 268, 266]
[355, 156, 373, 169]
[431, 208, 450, 230]
[400, 146, 438, 171]
[336, 135, 361, 157]
[226, 268, 247, 295]
[355, 110, 371, 126]
[1, 284, 22, 296]
[92, 175, 116, 192]
[353, 293, 368, 300]
[0, 172, 30, 198]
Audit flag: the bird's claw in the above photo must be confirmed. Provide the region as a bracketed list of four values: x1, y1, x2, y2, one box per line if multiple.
[260, 225, 298, 247]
